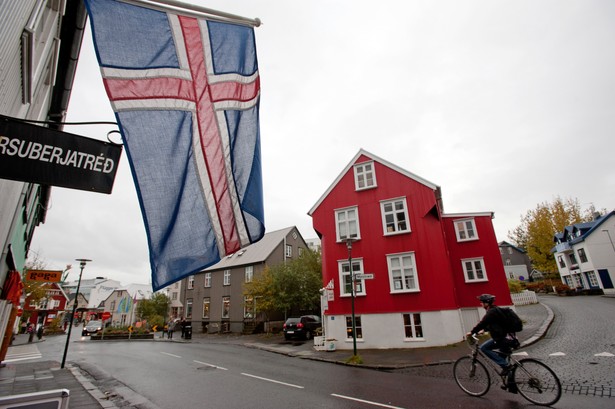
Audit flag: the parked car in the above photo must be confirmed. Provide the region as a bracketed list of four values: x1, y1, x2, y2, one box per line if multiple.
[82, 320, 103, 336]
[283, 315, 321, 340]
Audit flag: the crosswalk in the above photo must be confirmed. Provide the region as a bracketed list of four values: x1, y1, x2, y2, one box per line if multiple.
[3, 343, 42, 363]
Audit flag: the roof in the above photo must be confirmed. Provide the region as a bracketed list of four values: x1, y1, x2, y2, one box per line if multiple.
[204, 226, 301, 270]
[308, 149, 441, 215]
[553, 210, 615, 246]
[498, 241, 526, 253]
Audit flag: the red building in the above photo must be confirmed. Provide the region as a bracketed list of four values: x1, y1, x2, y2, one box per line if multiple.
[309, 150, 511, 349]
[23, 282, 69, 329]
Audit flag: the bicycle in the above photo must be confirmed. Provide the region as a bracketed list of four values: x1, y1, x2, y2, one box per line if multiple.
[453, 334, 562, 406]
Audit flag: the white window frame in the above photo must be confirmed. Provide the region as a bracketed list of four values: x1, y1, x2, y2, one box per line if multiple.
[245, 266, 253, 283]
[403, 313, 424, 340]
[222, 296, 230, 319]
[285, 244, 292, 258]
[345, 315, 363, 339]
[387, 252, 420, 293]
[223, 270, 231, 286]
[186, 298, 193, 319]
[454, 218, 478, 242]
[461, 257, 487, 282]
[244, 296, 254, 318]
[202, 297, 210, 319]
[338, 258, 366, 297]
[335, 206, 360, 242]
[586, 271, 599, 287]
[204, 272, 212, 287]
[353, 161, 377, 190]
[187, 275, 195, 289]
[380, 197, 411, 235]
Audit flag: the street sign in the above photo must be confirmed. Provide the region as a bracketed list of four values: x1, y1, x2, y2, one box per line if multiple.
[152, 325, 158, 332]
[128, 325, 133, 333]
[25, 269, 62, 282]
[101, 312, 111, 321]
[354, 273, 374, 280]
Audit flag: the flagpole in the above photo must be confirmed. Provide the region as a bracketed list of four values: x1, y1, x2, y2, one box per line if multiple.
[119, 0, 261, 27]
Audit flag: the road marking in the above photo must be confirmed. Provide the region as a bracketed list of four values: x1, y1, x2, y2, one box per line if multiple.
[512, 351, 528, 356]
[594, 352, 615, 357]
[331, 393, 406, 409]
[3, 352, 42, 363]
[549, 352, 566, 356]
[193, 360, 228, 370]
[241, 373, 304, 389]
[160, 352, 182, 358]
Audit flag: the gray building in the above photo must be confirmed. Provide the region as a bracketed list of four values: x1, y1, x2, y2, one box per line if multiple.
[498, 241, 533, 281]
[181, 226, 308, 334]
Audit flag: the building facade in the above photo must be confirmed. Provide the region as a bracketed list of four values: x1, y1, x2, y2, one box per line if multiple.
[309, 150, 512, 349]
[552, 211, 615, 295]
[181, 227, 308, 334]
[499, 241, 533, 281]
[23, 282, 68, 328]
[0, 0, 87, 359]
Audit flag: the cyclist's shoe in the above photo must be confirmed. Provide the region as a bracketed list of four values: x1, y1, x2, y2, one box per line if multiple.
[499, 365, 513, 375]
[507, 384, 519, 394]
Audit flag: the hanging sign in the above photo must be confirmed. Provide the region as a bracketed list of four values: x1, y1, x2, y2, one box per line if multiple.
[0, 115, 122, 194]
[25, 269, 62, 282]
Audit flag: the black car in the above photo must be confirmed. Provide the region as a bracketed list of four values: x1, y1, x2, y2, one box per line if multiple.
[283, 315, 321, 340]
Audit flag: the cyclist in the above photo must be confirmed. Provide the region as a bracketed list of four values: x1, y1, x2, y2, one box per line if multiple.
[466, 294, 518, 376]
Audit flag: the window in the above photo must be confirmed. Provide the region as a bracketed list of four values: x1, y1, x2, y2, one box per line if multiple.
[507, 247, 513, 255]
[461, 258, 487, 282]
[387, 252, 419, 292]
[222, 296, 230, 319]
[380, 198, 410, 234]
[578, 248, 588, 263]
[244, 296, 254, 318]
[298, 247, 304, 256]
[187, 275, 194, 289]
[569, 253, 578, 266]
[403, 313, 423, 339]
[558, 255, 566, 268]
[285, 244, 292, 257]
[172, 293, 177, 300]
[186, 298, 193, 318]
[339, 259, 365, 296]
[454, 219, 478, 242]
[346, 315, 363, 339]
[110, 301, 116, 311]
[354, 161, 376, 190]
[586, 271, 599, 287]
[336, 207, 360, 241]
[245, 266, 253, 283]
[204, 272, 212, 287]
[223, 270, 231, 286]
[202, 298, 210, 318]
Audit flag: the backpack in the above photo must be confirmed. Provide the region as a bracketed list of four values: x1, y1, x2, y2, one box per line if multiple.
[496, 307, 523, 333]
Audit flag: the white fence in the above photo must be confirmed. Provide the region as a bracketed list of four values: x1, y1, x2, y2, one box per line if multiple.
[511, 290, 538, 306]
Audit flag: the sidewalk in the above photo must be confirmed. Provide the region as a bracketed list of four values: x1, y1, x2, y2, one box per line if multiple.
[0, 302, 551, 408]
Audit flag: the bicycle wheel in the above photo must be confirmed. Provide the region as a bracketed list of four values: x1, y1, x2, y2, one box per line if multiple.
[453, 356, 491, 396]
[514, 358, 562, 406]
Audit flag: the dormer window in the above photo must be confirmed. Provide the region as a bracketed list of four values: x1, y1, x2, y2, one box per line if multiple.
[353, 161, 376, 190]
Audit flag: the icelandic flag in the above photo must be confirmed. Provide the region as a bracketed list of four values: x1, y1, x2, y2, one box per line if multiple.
[84, 0, 265, 291]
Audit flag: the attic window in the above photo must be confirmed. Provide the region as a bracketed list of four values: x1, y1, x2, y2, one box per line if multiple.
[354, 161, 376, 190]
[454, 218, 478, 242]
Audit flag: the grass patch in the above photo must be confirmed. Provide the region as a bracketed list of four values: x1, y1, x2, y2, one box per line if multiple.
[345, 355, 363, 365]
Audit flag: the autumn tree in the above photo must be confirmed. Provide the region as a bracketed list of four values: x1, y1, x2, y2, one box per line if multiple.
[508, 197, 598, 274]
[243, 249, 322, 319]
[136, 292, 170, 329]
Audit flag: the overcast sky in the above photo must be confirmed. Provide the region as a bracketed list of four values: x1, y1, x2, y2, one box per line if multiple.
[29, 0, 615, 287]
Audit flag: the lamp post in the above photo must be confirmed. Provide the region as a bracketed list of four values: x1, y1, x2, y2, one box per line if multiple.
[602, 229, 615, 253]
[61, 258, 91, 369]
[346, 238, 358, 356]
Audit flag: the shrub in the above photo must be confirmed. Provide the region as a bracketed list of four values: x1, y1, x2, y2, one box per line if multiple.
[507, 279, 524, 294]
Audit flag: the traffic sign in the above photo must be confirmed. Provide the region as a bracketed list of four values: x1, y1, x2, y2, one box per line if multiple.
[152, 325, 158, 332]
[354, 273, 374, 280]
[101, 312, 111, 321]
[128, 325, 133, 333]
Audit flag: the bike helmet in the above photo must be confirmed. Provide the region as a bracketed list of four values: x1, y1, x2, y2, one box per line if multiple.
[477, 294, 495, 304]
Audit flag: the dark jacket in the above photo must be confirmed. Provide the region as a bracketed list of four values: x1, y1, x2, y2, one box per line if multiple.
[470, 306, 507, 342]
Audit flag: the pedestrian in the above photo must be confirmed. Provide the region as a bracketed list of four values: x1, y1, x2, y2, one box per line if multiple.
[36, 324, 44, 340]
[167, 319, 175, 339]
[180, 318, 187, 338]
[466, 294, 520, 376]
[26, 323, 34, 343]
[21, 321, 26, 334]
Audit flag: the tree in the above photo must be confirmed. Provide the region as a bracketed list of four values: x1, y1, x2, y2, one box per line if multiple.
[508, 197, 596, 274]
[243, 249, 322, 319]
[136, 293, 170, 329]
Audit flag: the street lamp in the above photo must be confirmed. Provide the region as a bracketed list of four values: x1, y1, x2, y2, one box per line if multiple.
[61, 258, 91, 368]
[602, 229, 615, 253]
[346, 238, 358, 356]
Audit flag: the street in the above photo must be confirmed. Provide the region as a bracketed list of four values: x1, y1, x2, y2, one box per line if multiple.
[16, 295, 615, 408]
